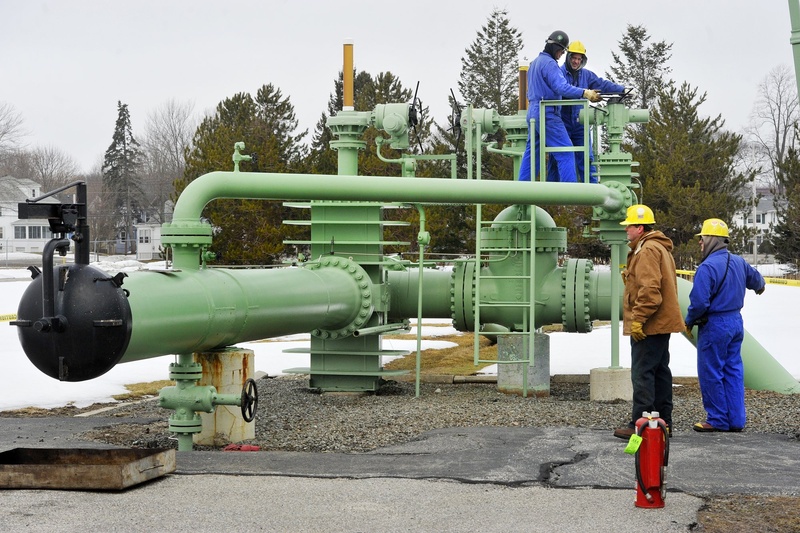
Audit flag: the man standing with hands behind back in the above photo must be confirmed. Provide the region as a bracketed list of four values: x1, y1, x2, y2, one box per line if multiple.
[684, 218, 765, 433]
[614, 204, 685, 439]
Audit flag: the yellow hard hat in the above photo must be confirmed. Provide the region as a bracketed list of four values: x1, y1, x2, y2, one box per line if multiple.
[619, 204, 656, 226]
[696, 218, 729, 237]
[567, 41, 586, 55]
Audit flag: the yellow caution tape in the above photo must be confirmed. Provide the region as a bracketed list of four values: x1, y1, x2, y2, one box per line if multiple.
[676, 271, 799, 287]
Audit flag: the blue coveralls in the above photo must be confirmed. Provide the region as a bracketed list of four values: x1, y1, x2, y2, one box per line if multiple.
[548, 65, 624, 183]
[684, 249, 765, 430]
[518, 52, 585, 182]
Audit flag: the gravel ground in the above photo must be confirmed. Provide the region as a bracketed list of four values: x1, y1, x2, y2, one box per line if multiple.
[7, 374, 800, 532]
[72, 374, 800, 452]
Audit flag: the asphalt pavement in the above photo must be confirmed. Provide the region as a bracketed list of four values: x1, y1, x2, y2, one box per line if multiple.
[1, 417, 798, 532]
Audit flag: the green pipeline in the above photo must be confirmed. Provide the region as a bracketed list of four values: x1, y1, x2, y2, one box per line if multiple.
[171, 172, 624, 222]
[164, 171, 625, 269]
[119, 256, 372, 363]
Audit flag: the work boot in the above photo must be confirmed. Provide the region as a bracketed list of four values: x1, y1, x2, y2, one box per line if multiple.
[613, 425, 635, 439]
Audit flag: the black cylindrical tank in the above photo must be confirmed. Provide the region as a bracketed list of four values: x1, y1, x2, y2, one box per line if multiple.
[15, 264, 132, 381]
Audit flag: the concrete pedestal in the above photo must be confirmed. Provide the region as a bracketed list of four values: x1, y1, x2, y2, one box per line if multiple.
[497, 333, 550, 397]
[589, 367, 632, 401]
[194, 347, 255, 446]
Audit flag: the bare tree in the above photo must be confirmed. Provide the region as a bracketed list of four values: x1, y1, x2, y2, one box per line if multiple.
[0, 149, 33, 179]
[0, 102, 26, 153]
[84, 167, 119, 256]
[743, 65, 800, 193]
[140, 98, 197, 223]
[28, 145, 79, 192]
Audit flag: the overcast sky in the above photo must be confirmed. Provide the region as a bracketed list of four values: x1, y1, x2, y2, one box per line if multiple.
[2, 1, 797, 173]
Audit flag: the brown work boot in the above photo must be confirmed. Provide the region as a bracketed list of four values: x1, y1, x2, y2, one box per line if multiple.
[613, 425, 635, 439]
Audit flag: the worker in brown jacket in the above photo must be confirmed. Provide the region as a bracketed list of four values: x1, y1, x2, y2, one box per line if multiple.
[614, 204, 685, 439]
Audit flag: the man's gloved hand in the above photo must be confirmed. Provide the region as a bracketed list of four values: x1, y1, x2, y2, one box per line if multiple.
[624, 86, 637, 98]
[620, 269, 628, 284]
[684, 324, 694, 340]
[756, 286, 765, 295]
[630, 321, 647, 342]
[583, 89, 602, 103]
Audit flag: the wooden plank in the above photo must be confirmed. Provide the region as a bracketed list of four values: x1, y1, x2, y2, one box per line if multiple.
[0, 448, 176, 490]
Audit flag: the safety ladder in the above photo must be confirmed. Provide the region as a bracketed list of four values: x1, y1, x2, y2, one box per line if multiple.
[472, 203, 538, 397]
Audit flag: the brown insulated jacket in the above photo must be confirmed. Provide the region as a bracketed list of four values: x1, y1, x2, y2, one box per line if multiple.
[622, 230, 685, 336]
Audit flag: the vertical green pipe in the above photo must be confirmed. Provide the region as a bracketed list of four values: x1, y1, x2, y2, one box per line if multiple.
[789, 0, 800, 100]
[610, 243, 623, 368]
[414, 205, 427, 397]
[176, 353, 197, 452]
[473, 120, 482, 365]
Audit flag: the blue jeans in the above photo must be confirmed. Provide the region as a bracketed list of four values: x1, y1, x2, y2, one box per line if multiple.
[630, 333, 673, 427]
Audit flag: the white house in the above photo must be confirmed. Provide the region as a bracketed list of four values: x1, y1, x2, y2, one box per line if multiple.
[731, 187, 786, 262]
[135, 222, 162, 261]
[0, 175, 58, 254]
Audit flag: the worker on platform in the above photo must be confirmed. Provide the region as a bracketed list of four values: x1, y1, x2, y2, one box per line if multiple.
[518, 30, 602, 182]
[547, 40, 625, 183]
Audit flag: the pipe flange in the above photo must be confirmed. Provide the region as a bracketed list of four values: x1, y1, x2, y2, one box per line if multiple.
[450, 261, 476, 331]
[310, 256, 373, 340]
[593, 181, 634, 221]
[561, 258, 593, 333]
[533, 226, 568, 253]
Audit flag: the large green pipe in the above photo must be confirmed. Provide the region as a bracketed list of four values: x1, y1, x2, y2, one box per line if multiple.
[171, 172, 624, 225]
[15, 257, 373, 380]
[387, 268, 799, 393]
[119, 262, 369, 362]
[387, 266, 615, 328]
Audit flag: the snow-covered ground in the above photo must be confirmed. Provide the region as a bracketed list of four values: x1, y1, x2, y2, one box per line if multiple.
[1, 254, 797, 411]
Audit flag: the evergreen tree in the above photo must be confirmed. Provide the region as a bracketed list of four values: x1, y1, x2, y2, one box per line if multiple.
[179, 84, 308, 264]
[607, 24, 673, 111]
[101, 101, 145, 254]
[307, 70, 426, 176]
[628, 83, 749, 268]
[422, 9, 524, 257]
[458, 8, 523, 116]
[771, 143, 800, 270]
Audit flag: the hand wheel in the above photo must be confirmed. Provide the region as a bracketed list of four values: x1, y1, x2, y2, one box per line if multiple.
[240, 378, 258, 422]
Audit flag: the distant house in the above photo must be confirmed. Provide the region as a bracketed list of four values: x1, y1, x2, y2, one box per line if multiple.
[731, 187, 785, 259]
[135, 222, 162, 261]
[0, 175, 58, 254]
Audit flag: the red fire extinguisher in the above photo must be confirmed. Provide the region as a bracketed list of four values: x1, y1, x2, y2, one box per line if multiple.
[634, 411, 670, 508]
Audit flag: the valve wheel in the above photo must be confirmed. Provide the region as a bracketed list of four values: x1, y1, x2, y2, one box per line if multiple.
[240, 378, 258, 422]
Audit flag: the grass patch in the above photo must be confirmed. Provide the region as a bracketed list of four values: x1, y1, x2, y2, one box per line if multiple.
[383, 332, 497, 376]
[112, 380, 174, 401]
[382, 321, 610, 376]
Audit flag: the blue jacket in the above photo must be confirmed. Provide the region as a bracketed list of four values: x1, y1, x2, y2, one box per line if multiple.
[685, 249, 765, 325]
[527, 52, 585, 122]
[560, 65, 624, 137]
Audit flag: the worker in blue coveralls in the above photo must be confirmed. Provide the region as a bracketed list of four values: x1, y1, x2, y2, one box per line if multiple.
[518, 30, 602, 182]
[684, 218, 765, 433]
[548, 41, 625, 183]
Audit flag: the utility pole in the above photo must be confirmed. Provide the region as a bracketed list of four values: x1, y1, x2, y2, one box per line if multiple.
[752, 181, 758, 265]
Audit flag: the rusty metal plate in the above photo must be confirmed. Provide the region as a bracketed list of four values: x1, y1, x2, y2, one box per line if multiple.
[0, 448, 176, 490]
